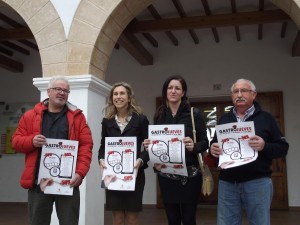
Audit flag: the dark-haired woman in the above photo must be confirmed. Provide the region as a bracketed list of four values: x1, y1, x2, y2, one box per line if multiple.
[144, 75, 208, 225]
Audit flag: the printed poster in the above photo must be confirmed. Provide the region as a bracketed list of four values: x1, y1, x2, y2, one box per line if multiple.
[216, 121, 257, 169]
[102, 137, 137, 191]
[148, 124, 187, 176]
[37, 138, 78, 195]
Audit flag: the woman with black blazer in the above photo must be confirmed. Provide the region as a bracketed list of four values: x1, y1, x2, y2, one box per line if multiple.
[98, 82, 149, 225]
[144, 75, 209, 225]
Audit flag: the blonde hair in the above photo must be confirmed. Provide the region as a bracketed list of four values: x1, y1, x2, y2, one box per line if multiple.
[104, 82, 143, 119]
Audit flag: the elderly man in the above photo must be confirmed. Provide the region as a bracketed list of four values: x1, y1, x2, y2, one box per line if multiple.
[210, 78, 288, 225]
[12, 76, 93, 225]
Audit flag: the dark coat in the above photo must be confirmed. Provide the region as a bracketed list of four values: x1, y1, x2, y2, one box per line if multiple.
[155, 103, 209, 203]
[98, 112, 149, 211]
[155, 103, 209, 166]
[98, 112, 149, 169]
[210, 101, 289, 183]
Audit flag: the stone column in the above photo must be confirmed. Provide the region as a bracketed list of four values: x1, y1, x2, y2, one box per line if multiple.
[33, 75, 111, 225]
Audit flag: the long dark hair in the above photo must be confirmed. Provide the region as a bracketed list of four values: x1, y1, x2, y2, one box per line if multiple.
[154, 75, 188, 123]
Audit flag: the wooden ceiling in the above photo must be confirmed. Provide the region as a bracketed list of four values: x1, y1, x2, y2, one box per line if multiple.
[118, 0, 300, 65]
[0, 0, 300, 73]
[0, 5, 38, 73]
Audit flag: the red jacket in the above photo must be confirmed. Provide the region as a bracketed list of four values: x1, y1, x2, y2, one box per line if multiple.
[12, 100, 93, 189]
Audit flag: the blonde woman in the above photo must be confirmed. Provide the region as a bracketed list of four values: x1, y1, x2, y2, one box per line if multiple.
[98, 82, 149, 225]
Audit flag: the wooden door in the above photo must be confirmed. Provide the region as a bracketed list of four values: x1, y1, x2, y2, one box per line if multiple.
[156, 92, 289, 209]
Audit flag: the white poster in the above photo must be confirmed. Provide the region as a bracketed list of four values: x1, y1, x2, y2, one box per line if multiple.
[37, 138, 78, 195]
[216, 121, 257, 169]
[102, 137, 137, 191]
[148, 124, 187, 176]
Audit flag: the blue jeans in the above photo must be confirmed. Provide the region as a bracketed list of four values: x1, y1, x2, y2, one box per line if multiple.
[217, 178, 273, 225]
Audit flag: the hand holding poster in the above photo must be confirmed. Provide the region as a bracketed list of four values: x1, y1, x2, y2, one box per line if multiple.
[37, 138, 78, 195]
[216, 121, 257, 169]
[102, 137, 137, 191]
[148, 124, 187, 176]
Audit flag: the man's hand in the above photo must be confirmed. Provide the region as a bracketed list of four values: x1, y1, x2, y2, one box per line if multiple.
[70, 173, 83, 187]
[249, 135, 265, 151]
[32, 135, 47, 148]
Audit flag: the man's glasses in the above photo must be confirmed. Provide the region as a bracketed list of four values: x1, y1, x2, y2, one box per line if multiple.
[232, 88, 254, 95]
[50, 87, 70, 94]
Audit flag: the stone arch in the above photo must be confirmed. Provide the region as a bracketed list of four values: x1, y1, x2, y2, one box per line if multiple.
[270, 0, 300, 28]
[69, 0, 154, 80]
[3, 0, 300, 79]
[73, 0, 300, 80]
[4, 0, 66, 77]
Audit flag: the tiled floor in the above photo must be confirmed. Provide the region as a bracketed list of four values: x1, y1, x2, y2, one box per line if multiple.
[0, 203, 299, 225]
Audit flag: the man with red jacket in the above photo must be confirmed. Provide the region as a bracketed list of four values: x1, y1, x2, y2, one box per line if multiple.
[12, 76, 93, 225]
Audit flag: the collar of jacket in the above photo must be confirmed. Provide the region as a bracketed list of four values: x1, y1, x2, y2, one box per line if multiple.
[42, 98, 81, 113]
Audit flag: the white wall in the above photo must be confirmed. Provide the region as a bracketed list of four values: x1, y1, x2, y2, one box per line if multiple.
[0, 51, 41, 202]
[105, 23, 300, 206]
[0, 22, 299, 207]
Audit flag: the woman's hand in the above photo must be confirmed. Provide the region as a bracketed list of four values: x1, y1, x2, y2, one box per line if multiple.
[183, 137, 194, 151]
[134, 158, 143, 169]
[154, 163, 165, 171]
[210, 143, 222, 158]
[143, 139, 151, 151]
[99, 159, 106, 176]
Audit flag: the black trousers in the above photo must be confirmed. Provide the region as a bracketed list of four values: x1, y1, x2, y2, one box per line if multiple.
[164, 202, 198, 225]
[28, 186, 80, 225]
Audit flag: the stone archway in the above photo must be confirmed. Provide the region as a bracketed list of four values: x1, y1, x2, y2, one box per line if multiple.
[3, 0, 300, 80]
[69, 0, 155, 80]
[270, 0, 300, 28]
[73, 0, 300, 80]
[4, 0, 66, 77]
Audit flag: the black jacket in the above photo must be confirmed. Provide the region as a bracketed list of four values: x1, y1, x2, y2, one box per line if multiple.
[155, 103, 209, 166]
[98, 112, 149, 170]
[210, 102, 289, 182]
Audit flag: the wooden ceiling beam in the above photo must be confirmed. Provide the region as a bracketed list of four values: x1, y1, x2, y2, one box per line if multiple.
[201, 0, 219, 43]
[0, 12, 38, 51]
[172, 0, 199, 44]
[0, 46, 13, 56]
[230, 0, 241, 41]
[147, 5, 179, 46]
[0, 54, 23, 72]
[1, 41, 30, 55]
[258, 0, 265, 40]
[292, 31, 300, 57]
[281, 22, 288, 38]
[132, 18, 158, 48]
[118, 29, 153, 65]
[0, 12, 21, 27]
[18, 40, 39, 51]
[142, 33, 158, 47]
[128, 10, 290, 33]
[0, 27, 33, 41]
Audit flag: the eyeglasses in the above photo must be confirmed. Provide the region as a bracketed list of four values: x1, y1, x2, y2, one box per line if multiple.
[50, 87, 70, 94]
[232, 88, 254, 95]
